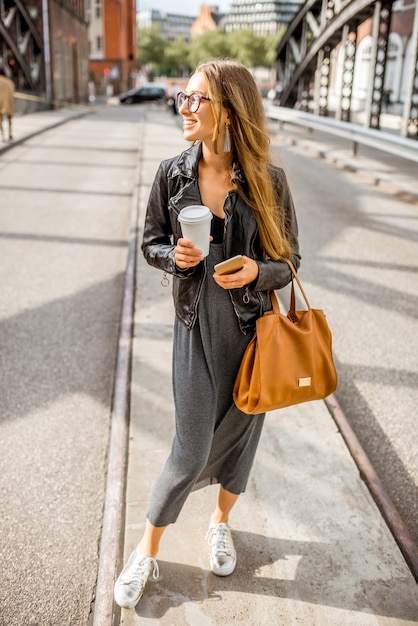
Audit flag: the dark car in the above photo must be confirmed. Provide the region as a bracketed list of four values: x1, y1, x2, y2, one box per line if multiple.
[119, 83, 169, 105]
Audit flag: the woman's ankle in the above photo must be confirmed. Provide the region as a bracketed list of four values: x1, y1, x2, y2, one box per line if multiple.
[136, 521, 167, 559]
[210, 513, 229, 526]
[136, 541, 158, 559]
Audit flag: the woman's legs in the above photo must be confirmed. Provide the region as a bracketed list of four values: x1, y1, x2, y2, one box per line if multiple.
[136, 485, 239, 559]
[114, 520, 166, 608]
[210, 486, 239, 526]
[207, 486, 239, 577]
[137, 520, 167, 558]
[115, 484, 242, 609]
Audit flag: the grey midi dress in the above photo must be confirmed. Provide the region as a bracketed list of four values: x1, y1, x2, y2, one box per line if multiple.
[147, 214, 265, 528]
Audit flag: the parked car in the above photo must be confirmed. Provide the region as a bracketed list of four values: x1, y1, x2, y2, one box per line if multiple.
[119, 83, 169, 105]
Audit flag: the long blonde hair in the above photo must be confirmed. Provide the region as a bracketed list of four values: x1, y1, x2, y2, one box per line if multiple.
[195, 58, 293, 260]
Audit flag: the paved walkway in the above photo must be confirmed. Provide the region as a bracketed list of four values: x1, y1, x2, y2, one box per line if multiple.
[2, 104, 418, 626]
[0, 106, 93, 155]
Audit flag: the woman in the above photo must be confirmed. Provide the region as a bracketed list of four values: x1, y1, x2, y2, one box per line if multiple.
[114, 58, 300, 609]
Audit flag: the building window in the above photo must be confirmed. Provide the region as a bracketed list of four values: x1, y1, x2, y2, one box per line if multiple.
[96, 36, 102, 51]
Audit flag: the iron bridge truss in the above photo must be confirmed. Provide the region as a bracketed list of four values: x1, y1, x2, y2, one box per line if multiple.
[0, 0, 44, 94]
[276, 0, 418, 137]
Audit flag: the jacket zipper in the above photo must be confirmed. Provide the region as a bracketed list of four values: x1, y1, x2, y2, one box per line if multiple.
[188, 260, 207, 327]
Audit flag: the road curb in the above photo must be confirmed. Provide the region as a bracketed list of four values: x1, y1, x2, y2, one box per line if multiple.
[325, 395, 418, 583]
[91, 122, 144, 626]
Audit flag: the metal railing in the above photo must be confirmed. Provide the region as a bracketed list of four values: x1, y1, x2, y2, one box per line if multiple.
[264, 104, 418, 164]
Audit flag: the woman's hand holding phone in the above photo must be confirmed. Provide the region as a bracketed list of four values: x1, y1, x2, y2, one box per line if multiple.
[213, 255, 259, 290]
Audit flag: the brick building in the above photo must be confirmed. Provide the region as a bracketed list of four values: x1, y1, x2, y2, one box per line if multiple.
[49, 0, 89, 103]
[87, 0, 137, 95]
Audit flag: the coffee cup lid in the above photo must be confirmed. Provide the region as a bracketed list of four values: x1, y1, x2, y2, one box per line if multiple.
[178, 206, 213, 224]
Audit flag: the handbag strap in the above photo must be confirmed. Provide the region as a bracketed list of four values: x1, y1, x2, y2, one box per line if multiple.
[283, 258, 312, 309]
[270, 258, 312, 320]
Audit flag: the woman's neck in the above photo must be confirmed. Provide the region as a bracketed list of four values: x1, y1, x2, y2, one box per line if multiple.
[201, 142, 232, 174]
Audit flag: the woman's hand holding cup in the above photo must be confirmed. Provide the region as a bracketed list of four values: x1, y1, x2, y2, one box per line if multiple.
[175, 238, 204, 269]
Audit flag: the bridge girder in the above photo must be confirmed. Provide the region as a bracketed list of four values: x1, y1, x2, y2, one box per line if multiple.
[0, 0, 44, 94]
[274, 0, 418, 136]
[277, 0, 378, 108]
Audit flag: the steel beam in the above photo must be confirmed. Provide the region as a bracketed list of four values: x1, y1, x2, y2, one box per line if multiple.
[0, 0, 44, 94]
[401, 3, 418, 138]
[277, 0, 377, 107]
[365, 0, 393, 129]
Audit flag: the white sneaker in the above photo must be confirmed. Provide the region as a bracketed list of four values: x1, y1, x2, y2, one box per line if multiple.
[114, 548, 159, 609]
[207, 523, 237, 576]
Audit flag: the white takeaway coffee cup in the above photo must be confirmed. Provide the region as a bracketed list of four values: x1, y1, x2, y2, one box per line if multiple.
[178, 205, 213, 257]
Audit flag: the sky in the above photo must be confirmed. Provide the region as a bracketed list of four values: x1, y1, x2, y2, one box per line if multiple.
[138, 1, 232, 16]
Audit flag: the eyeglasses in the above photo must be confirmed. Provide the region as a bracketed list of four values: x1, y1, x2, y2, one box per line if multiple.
[176, 92, 211, 113]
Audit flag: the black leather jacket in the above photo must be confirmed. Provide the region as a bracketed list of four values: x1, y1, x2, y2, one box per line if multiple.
[141, 142, 301, 334]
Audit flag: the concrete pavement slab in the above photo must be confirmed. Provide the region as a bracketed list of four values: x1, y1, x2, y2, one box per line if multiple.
[121, 108, 418, 625]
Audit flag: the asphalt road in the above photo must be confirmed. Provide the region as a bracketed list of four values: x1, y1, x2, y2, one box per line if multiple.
[270, 131, 418, 548]
[0, 104, 144, 626]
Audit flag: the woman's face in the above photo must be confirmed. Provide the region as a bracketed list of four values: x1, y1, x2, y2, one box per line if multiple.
[179, 72, 224, 146]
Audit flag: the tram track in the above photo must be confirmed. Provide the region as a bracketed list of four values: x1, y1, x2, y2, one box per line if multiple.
[91, 120, 144, 626]
[325, 394, 418, 582]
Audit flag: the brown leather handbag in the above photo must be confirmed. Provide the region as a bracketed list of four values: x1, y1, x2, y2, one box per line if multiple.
[233, 260, 337, 414]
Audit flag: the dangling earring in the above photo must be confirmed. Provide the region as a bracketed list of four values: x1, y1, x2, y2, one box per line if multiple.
[223, 123, 231, 152]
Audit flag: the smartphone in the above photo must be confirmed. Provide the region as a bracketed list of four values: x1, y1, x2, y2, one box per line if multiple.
[214, 255, 244, 275]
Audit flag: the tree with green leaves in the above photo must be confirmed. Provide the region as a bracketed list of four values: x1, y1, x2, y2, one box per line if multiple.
[188, 30, 233, 68]
[228, 29, 268, 68]
[137, 25, 286, 80]
[138, 26, 167, 75]
[165, 37, 192, 77]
